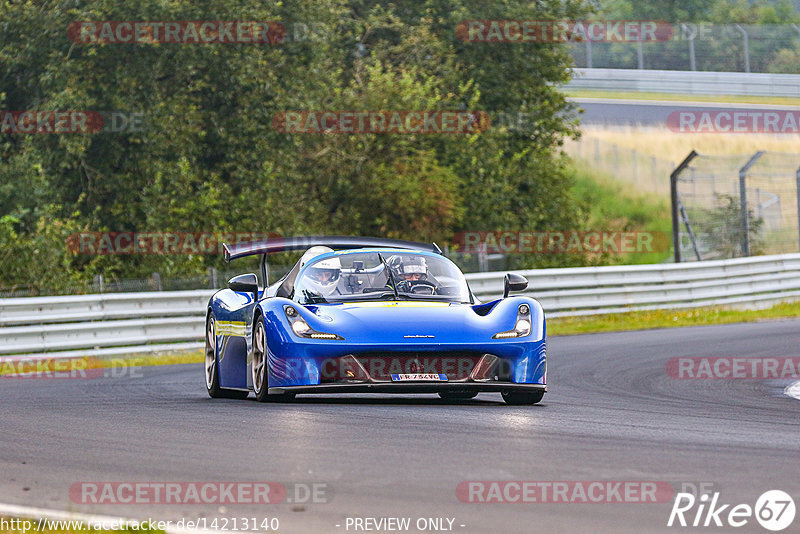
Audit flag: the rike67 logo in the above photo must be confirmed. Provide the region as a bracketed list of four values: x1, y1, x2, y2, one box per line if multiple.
[668, 490, 795, 531]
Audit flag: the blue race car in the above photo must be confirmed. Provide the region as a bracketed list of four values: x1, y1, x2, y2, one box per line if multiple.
[204, 236, 546, 405]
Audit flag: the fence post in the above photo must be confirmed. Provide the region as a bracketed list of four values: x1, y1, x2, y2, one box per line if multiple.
[637, 40, 644, 69]
[796, 165, 800, 252]
[738, 151, 765, 257]
[681, 24, 697, 71]
[152, 272, 162, 291]
[478, 242, 488, 272]
[209, 267, 218, 289]
[734, 24, 750, 73]
[671, 150, 699, 263]
[651, 156, 657, 184]
[585, 38, 593, 68]
[755, 188, 761, 220]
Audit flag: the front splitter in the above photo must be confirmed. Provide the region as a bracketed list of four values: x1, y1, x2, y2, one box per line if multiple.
[268, 382, 546, 394]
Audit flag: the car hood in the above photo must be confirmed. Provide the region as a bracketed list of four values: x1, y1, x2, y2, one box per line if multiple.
[306, 300, 514, 344]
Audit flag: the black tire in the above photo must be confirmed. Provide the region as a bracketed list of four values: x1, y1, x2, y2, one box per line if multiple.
[205, 314, 248, 399]
[438, 391, 479, 400]
[252, 317, 295, 403]
[502, 390, 544, 405]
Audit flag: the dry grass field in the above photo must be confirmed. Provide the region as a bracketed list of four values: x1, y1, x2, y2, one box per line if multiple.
[576, 126, 800, 163]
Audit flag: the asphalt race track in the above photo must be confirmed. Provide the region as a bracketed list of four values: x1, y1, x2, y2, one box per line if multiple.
[570, 97, 800, 127]
[2, 319, 799, 533]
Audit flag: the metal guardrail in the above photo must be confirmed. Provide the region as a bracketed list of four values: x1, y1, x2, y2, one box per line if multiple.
[470, 253, 800, 316]
[2, 254, 800, 359]
[567, 68, 800, 97]
[0, 290, 213, 359]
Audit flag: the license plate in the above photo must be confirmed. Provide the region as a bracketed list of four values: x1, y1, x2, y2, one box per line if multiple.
[391, 373, 447, 381]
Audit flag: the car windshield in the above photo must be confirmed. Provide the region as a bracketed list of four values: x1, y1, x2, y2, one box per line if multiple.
[294, 251, 471, 304]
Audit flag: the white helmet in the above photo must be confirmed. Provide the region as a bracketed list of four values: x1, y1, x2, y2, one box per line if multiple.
[300, 246, 334, 268]
[300, 247, 341, 296]
[389, 254, 428, 280]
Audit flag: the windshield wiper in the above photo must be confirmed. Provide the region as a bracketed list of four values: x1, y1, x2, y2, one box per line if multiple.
[336, 290, 398, 301]
[302, 289, 328, 304]
[397, 292, 446, 300]
[377, 253, 400, 301]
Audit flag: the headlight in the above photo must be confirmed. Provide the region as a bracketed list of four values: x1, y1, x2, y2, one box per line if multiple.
[284, 306, 343, 340]
[291, 319, 311, 335]
[492, 304, 532, 339]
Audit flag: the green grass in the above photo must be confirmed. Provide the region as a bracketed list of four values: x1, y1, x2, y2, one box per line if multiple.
[0, 350, 203, 377]
[548, 300, 800, 336]
[108, 351, 204, 367]
[565, 88, 800, 106]
[569, 160, 672, 265]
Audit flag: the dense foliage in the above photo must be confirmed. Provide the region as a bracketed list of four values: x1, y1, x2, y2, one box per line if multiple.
[1, 0, 795, 292]
[0, 0, 595, 291]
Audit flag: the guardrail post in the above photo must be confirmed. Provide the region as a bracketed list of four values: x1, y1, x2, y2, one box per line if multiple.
[739, 151, 765, 257]
[734, 24, 750, 73]
[671, 150, 698, 262]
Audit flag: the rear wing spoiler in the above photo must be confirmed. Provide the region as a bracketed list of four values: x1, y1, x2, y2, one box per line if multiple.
[223, 235, 443, 262]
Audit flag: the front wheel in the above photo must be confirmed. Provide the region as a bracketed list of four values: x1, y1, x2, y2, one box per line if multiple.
[205, 314, 248, 399]
[252, 319, 294, 403]
[502, 390, 544, 405]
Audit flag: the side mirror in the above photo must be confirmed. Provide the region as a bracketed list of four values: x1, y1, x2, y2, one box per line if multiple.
[503, 273, 528, 298]
[229, 273, 259, 295]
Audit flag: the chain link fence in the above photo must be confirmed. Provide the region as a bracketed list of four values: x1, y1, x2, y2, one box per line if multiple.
[564, 135, 676, 195]
[672, 151, 800, 261]
[0, 266, 296, 298]
[570, 23, 800, 73]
